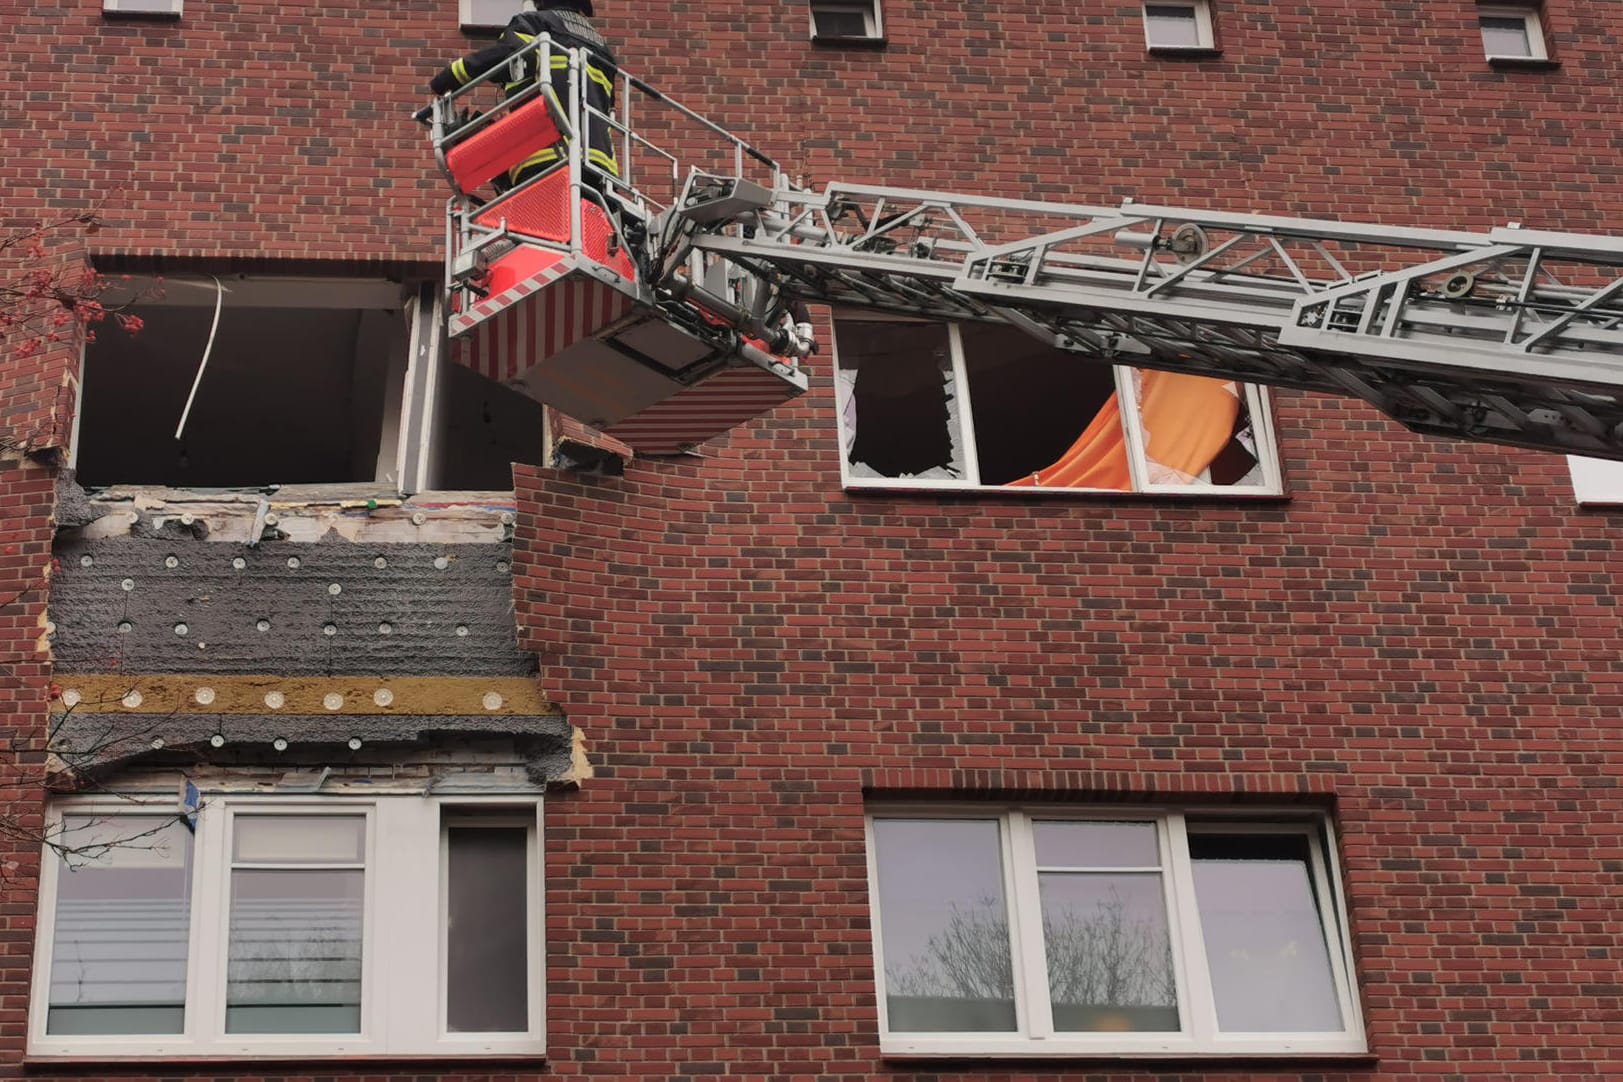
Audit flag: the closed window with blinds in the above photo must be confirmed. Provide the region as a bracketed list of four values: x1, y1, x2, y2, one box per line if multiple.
[46, 815, 193, 1036]
[31, 797, 543, 1058]
[226, 816, 366, 1034]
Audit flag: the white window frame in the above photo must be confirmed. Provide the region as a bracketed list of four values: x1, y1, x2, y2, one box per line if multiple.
[1566, 455, 1623, 505]
[30, 794, 544, 1059]
[460, 0, 522, 31]
[103, 0, 182, 15]
[865, 806, 1366, 1058]
[1142, 1, 1215, 51]
[1478, 4, 1548, 61]
[832, 321, 1283, 495]
[809, 0, 884, 43]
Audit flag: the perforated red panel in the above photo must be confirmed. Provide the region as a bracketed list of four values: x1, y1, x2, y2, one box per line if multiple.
[475, 171, 572, 243]
[443, 105, 563, 195]
[474, 176, 638, 282]
[580, 206, 637, 280]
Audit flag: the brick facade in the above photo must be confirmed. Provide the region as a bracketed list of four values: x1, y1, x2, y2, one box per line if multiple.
[5, 0, 1623, 1079]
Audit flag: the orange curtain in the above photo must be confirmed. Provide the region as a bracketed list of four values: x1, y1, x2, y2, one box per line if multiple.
[1005, 393, 1132, 490]
[1004, 371, 1239, 490]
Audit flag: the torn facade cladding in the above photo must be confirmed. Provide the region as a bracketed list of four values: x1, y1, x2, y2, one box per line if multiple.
[45, 492, 567, 771]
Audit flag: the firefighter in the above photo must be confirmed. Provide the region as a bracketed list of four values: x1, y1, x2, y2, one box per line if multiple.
[429, 0, 619, 193]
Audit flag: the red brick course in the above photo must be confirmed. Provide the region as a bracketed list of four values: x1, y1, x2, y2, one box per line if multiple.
[5, 0, 1623, 1078]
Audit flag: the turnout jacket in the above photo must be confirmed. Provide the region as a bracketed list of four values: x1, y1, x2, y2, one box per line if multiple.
[430, 7, 619, 179]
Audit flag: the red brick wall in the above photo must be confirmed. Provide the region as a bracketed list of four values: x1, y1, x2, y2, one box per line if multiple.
[0, 459, 56, 1068]
[512, 390, 1623, 1079]
[7, 0, 1623, 1078]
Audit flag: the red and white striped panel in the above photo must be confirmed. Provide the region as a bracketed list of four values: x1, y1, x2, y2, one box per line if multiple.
[451, 269, 639, 384]
[448, 250, 571, 339]
[602, 364, 807, 453]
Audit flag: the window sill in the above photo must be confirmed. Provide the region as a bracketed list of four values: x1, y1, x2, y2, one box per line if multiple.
[1486, 55, 1560, 69]
[26, 1052, 547, 1072]
[101, 9, 181, 19]
[811, 35, 888, 48]
[881, 1048, 1377, 1068]
[842, 481, 1290, 503]
[1146, 45, 1223, 58]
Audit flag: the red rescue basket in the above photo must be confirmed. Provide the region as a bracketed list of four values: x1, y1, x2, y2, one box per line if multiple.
[425, 40, 810, 454]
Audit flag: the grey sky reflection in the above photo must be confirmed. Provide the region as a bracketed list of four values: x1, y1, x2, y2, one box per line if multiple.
[1193, 858, 1342, 1032]
[873, 818, 1007, 985]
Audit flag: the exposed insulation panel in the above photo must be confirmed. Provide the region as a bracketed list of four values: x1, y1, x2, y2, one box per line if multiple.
[50, 540, 533, 678]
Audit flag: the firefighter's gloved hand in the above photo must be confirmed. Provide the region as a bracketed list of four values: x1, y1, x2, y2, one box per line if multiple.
[412, 104, 434, 125]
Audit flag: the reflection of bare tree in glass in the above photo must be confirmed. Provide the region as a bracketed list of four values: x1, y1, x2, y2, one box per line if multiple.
[230, 909, 361, 1008]
[889, 900, 1014, 1001]
[889, 891, 1175, 1008]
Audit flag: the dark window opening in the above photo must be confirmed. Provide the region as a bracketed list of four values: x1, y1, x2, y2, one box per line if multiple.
[77, 303, 399, 489]
[75, 278, 549, 492]
[961, 323, 1116, 486]
[435, 363, 547, 491]
[841, 321, 960, 478]
[811, 1, 880, 40]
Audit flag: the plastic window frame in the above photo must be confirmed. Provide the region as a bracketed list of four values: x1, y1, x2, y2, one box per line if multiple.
[28, 794, 545, 1060]
[1477, 4, 1548, 61]
[459, 0, 522, 32]
[102, 0, 182, 17]
[809, 0, 885, 43]
[1142, 0, 1216, 52]
[1566, 456, 1623, 506]
[864, 805, 1367, 1059]
[830, 320, 1283, 496]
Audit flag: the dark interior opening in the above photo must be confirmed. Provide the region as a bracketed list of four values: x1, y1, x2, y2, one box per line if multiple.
[840, 321, 958, 478]
[76, 304, 395, 488]
[960, 323, 1117, 485]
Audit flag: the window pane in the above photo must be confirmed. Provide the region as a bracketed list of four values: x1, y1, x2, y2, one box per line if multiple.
[1039, 872, 1178, 1032]
[446, 827, 529, 1032]
[233, 815, 365, 863]
[1131, 369, 1264, 487]
[1480, 15, 1532, 57]
[1145, 4, 1201, 48]
[227, 816, 365, 1033]
[464, 0, 520, 26]
[1034, 821, 1159, 868]
[872, 819, 1016, 1032]
[813, 5, 873, 37]
[959, 323, 1124, 488]
[836, 321, 967, 482]
[47, 816, 192, 1035]
[1190, 833, 1344, 1032]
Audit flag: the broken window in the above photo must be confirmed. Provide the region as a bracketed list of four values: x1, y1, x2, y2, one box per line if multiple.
[32, 796, 543, 1058]
[833, 318, 1279, 493]
[75, 275, 546, 493]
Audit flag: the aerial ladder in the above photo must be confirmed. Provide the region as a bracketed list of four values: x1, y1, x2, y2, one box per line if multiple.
[424, 40, 1623, 462]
